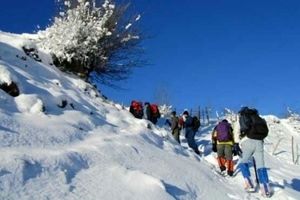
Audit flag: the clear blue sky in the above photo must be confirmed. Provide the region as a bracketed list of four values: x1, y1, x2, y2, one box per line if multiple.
[1, 0, 300, 116]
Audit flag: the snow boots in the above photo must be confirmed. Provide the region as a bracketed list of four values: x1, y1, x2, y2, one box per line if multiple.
[217, 157, 234, 176]
[240, 163, 255, 192]
[240, 163, 271, 197]
[194, 148, 201, 155]
[244, 177, 255, 192]
[226, 160, 234, 176]
[257, 168, 271, 197]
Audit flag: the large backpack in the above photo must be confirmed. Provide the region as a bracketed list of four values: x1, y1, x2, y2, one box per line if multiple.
[191, 116, 201, 132]
[239, 107, 268, 140]
[216, 120, 232, 142]
[130, 101, 143, 119]
[150, 104, 161, 118]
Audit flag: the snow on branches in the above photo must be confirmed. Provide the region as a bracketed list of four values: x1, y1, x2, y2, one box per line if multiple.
[287, 107, 300, 122]
[37, 0, 142, 85]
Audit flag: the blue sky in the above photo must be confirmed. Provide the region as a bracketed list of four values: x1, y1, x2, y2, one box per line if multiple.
[1, 0, 300, 116]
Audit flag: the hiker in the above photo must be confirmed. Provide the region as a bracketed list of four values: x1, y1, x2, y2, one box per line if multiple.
[178, 114, 184, 130]
[182, 111, 200, 155]
[191, 116, 201, 133]
[129, 100, 143, 119]
[238, 107, 271, 197]
[212, 119, 235, 176]
[170, 111, 180, 144]
[143, 102, 151, 121]
[149, 103, 161, 125]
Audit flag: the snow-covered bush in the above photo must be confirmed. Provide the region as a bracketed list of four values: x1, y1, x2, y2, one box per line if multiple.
[0, 64, 15, 85]
[0, 64, 20, 97]
[159, 104, 173, 118]
[224, 108, 238, 123]
[38, 0, 143, 85]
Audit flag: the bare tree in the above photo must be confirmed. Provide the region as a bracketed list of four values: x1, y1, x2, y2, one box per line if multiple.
[153, 84, 171, 106]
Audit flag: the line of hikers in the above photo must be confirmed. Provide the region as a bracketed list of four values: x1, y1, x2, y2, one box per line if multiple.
[129, 100, 161, 125]
[129, 100, 201, 155]
[211, 107, 271, 197]
[129, 102, 271, 197]
[167, 110, 201, 155]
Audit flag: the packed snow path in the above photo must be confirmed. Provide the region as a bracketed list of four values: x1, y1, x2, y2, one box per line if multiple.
[196, 116, 300, 200]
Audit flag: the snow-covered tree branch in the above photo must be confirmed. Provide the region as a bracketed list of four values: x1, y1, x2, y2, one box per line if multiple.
[37, 0, 144, 86]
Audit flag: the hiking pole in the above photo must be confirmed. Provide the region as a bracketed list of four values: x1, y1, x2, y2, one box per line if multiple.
[252, 157, 259, 185]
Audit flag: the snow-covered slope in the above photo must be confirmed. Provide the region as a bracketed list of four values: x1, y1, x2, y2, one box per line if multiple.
[0, 31, 299, 200]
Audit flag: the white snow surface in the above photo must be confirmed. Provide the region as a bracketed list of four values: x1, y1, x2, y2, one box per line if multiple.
[0, 31, 299, 200]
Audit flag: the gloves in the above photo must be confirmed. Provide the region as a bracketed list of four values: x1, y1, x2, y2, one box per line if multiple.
[232, 143, 242, 156]
[212, 143, 217, 152]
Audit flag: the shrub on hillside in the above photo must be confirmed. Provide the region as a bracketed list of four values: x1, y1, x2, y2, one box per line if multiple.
[287, 107, 300, 122]
[159, 104, 173, 118]
[38, 0, 143, 85]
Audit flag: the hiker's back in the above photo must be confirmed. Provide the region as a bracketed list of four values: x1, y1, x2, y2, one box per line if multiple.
[147, 103, 160, 124]
[191, 116, 201, 132]
[130, 100, 143, 119]
[150, 104, 161, 119]
[184, 115, 193, 128]
[237, 107, 271, 197]
[239, 107, 268, 140]
[216, 120, 232, 142]
[143, 102, 151, 120]
[171, 115, 179, 130]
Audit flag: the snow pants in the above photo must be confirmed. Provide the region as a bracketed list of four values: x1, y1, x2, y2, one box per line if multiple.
[217, 144, 233, 161]
[240, 138, 265, 168]
[239, 138, 269, 185]
[172, 128, 180, 144]
[217, 144, 234, 174]
[185, 127, 198, 151]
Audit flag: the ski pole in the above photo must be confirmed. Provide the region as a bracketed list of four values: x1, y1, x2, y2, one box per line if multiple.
[252, 157, 259, 185]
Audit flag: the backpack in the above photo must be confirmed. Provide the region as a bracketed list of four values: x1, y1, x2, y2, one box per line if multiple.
[150, 104, 160, 118]
[130, 101, 143, 119]
[239, 107, 268, 140]
[184, 115, 193, 128]
[170, 116, 179, 129]
[216, 120, 232, 142]
[191, 116, 201, 132]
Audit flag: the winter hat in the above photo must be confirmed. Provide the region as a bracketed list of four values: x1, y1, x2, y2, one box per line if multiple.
[171, 111, 176, 116]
